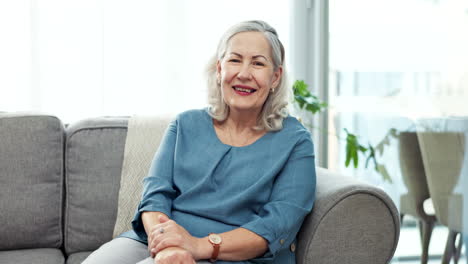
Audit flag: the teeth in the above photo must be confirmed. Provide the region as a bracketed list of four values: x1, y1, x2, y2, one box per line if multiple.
[233, 87, 255, 93]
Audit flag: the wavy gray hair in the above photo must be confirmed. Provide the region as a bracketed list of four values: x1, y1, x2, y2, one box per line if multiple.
[206, 20, 289, 131]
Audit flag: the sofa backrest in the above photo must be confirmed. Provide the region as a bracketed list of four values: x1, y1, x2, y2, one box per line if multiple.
[64, 117, 128, 255]
[0, 113, 64, 250]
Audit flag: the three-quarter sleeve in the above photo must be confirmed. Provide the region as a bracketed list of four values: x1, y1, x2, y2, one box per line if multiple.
[241, 133, 316, 258]
[131, 119, 178, 241]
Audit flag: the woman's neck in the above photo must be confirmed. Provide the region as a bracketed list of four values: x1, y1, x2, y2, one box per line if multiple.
[224, 109, 260, 134]
[212, 108, 266, 147]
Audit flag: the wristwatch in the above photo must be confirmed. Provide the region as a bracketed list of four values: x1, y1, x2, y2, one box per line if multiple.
[208, 233, 222, 262]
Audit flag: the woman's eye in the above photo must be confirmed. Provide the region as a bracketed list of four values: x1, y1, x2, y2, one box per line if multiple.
[229, 59, 241, 63]
[253, 61, 265, 66]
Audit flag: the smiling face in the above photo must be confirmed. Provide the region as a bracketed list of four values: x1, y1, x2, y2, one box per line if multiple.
[216, 31, 282, 116]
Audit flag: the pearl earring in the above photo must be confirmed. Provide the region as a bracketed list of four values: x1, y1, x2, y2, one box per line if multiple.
[270, 88, 275, 93]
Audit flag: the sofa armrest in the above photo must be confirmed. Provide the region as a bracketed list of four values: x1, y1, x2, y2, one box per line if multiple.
[296, 168, 400, 264]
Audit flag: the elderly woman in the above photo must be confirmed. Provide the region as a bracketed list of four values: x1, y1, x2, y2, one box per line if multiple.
[83, 20, 316, 264]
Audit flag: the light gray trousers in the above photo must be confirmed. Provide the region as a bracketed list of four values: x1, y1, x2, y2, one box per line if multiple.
[82, 237, 211, 264]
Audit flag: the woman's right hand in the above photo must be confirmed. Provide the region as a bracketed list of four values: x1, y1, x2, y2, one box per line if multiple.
[154, 246, 196, 264]
[143, 212, 170, 258]
[148, 215, 205, 259]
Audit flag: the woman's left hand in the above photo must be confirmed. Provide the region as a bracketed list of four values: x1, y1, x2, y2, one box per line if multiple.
[154, 246, 196, 264]
[149, 215, 203, 260]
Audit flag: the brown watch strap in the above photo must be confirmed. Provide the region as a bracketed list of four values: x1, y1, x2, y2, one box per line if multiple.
[210, 243, 220, 262]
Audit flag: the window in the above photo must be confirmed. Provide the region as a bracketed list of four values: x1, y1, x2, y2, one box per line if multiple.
[329, 0, 468, 261]
[0, 0, 290, 123]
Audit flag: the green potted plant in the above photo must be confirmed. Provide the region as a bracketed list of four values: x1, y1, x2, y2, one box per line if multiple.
[292, 80, 394, 183]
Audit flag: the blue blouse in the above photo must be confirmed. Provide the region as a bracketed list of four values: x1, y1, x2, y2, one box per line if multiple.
[121, 109, 316, 264]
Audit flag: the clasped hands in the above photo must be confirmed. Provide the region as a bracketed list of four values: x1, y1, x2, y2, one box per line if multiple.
[148, 215, 205, 264]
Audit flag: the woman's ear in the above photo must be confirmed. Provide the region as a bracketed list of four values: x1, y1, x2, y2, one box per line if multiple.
[271, 66, 283, 89]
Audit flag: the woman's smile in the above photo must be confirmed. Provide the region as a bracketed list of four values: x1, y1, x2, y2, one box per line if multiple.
[232, 84, 257, 96]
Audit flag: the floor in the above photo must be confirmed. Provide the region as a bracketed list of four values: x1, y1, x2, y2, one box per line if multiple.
[391, 218, 466, 264]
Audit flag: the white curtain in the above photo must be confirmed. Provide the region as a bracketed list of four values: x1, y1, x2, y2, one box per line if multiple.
[0, 0, 291, 123]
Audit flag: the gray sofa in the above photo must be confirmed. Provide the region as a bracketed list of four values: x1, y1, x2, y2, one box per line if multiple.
[0, 113, 400, 264]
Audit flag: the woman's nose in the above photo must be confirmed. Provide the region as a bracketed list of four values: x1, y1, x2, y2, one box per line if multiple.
[237, 63, 252, 80]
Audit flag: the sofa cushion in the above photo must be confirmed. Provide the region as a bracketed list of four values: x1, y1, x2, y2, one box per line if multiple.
[0, 248, 64, 264]
[64, 117, 128, 255]
[0, 114, 64, 250]
[66, 252, 92, 264]
[113, 116, 172, 237]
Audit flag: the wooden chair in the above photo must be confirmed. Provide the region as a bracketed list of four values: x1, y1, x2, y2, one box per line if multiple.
[399, 132, 437, 264]
[418, 132, 465, 264]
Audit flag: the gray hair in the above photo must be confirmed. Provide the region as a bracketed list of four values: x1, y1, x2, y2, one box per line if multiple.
[206, 20, 289, 131]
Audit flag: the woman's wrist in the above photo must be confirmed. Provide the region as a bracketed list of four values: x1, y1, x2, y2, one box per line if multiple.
[142, 211, 166, 236]
[194, 236, 213, 260]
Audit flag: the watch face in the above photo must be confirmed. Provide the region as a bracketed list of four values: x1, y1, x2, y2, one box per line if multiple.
[209, 233, 222, 244]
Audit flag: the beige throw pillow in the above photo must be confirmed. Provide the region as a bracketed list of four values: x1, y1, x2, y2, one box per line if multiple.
[112, 115, 172, 238]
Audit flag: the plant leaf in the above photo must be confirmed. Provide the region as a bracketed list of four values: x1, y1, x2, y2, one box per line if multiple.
[389, 128, 399, 138]
[365, 145, 375, 168]
[376, 164, 393, 183]
[345, 142, 352, 167]
[352, 148, 358, 168]
[375, 142, 385, 156]
[292, 80, 327, 115]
